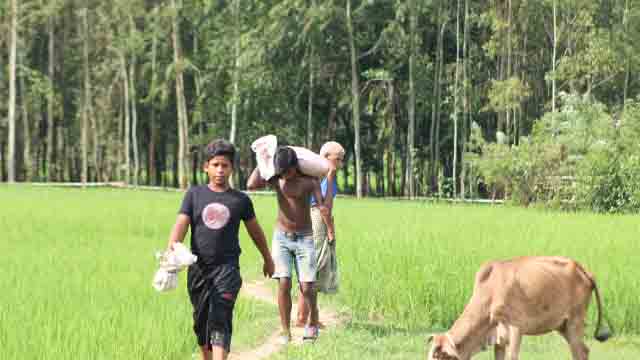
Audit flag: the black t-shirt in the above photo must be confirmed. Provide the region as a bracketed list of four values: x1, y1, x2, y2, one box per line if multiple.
[179, 185, 256, 267]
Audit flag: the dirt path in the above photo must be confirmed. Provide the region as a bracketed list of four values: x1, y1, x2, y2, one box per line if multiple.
[228, 280, 343, 360]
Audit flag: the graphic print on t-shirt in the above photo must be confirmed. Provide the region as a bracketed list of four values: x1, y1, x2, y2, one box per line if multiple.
[202, 203, 231, 230]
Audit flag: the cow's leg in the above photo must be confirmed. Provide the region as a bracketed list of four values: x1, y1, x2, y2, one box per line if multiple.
[558, 315, 589, 360]
[493, 323, 508, 360]
[505, 326, 522, 360]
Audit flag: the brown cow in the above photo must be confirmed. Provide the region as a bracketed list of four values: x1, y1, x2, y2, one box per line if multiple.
[426, 256, 612, 360]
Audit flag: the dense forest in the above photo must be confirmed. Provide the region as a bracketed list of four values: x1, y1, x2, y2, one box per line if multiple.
[2, 0, 640, 208]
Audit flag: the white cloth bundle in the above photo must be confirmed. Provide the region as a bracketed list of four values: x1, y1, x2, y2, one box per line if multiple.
[251, 135, 278, 181]
[251, 135, 330, 179]
[152, 242, 197, 292]
[288, 146, 331, 178]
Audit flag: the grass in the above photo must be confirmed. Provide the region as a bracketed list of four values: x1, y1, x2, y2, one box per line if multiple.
[328, 198, 640, 333]
[0, 185, 276, 359]
[270, 326, 640, 359]
[2, 185, 639, 359]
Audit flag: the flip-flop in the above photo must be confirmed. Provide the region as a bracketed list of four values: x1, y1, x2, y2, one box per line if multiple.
[303, 325, 319, 341]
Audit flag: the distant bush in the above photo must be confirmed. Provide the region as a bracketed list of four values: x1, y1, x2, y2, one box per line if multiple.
[573, 99, 640, 213]
[474, 94, 640, 212]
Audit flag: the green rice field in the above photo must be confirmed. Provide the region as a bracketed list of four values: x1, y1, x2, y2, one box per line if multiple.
[1, 185, 639, 359]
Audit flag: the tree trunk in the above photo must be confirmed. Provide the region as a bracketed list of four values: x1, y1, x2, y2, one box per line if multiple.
[130, 60, 139, 186]
[460, 0, 469, 198]
[129, 16, 139, 187]
[20, 50, 32, 182]
[432, 20, 446, 193]
[57, 117, 65, 181]
[552, 0, 557, 114]
[87, 17, 99, 183]
[327, 107, 337, 140]
[0, 139, 5, 181]
[80, 8, 90, 185]
[149, 7, 159, 185]
[505, 0, 512, 141]
[7, 0, 17, 182]
[406, 0, 417, 198]
[453, 0, 461, 197]
[172, 0, 189, 189]
[46, 17, 56, 181]
[346, 0, 363, 198]
[388, 80, 396, 197]
[229, 0, 240, 148]
[307, 45, 314, 149]
[121, 52, 131, 185]
[193, 33, 203, 186]
[623, 0, 630, 107]
[429, 1, 443, 193]
[91, 100, 101, 181]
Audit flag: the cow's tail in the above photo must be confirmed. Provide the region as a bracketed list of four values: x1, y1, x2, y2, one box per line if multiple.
[577, 264, 613, 342]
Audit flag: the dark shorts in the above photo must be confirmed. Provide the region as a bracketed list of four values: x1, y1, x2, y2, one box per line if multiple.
[187, 263, 242, 353]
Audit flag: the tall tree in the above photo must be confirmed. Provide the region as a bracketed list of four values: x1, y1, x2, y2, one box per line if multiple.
[129, 15, 140, 186]
[172, 0, 189, 189]
[346, 0, 362, 198]
[120, 49, 131, 184]
[80, 6, 90, 184]
[46, 7, 56, 181]
[406, 0, 417, 198]
[307, 43, 315, 149]
[229, 0, 240, 146]
[430, 0, 446, 192]
[453, 0, 461, 196]
[7, 0, 17, 183]
[148, 5, 159, 186]
[552, 0, 557, 114]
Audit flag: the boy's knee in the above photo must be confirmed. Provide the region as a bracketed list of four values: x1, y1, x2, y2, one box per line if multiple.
[300, 283, 315, 297]
[278, 279, 292, 292]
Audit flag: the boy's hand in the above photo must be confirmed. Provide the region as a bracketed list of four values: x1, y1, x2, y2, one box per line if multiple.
[263, 258, 275, 278]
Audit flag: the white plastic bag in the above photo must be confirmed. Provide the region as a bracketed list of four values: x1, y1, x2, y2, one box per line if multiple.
[152, 243, 197, 292]
[251, 135, 278, 180]
[289, 146, 331, 178]
[152, 268, 178, 292]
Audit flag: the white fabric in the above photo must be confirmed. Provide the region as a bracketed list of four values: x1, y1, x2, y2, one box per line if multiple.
[152, 268, 178, 292]
[251, 134, 278, 180]
[288, 146, 330, 178]
[251, 135, 331, 179]
[152, 242, 197, 292]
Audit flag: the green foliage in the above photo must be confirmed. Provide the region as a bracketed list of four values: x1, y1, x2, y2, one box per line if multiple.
[575, 148, 640, 213]
[485, 77, 530, 113]
[573, 98, 640, 213]
[476, 92, 640, 212]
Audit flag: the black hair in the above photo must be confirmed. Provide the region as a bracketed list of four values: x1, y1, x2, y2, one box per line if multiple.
[273, 146, 298, 177]
[203, 139, 236, 166]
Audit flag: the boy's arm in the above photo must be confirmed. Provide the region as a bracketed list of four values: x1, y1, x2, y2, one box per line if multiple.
[244, 218, 275, 277]
[167, 214, 190, 250]
[247, 167, 269, 190]
[311, 178, 335, 242]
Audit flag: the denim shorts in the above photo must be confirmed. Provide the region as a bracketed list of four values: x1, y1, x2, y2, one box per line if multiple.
[271, 229, 317, 282]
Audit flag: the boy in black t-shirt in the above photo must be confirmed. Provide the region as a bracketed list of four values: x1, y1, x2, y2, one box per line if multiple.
[166, 139, 275, 360]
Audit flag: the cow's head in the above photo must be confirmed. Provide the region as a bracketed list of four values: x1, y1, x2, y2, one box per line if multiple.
[426, 333, 460, 360]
